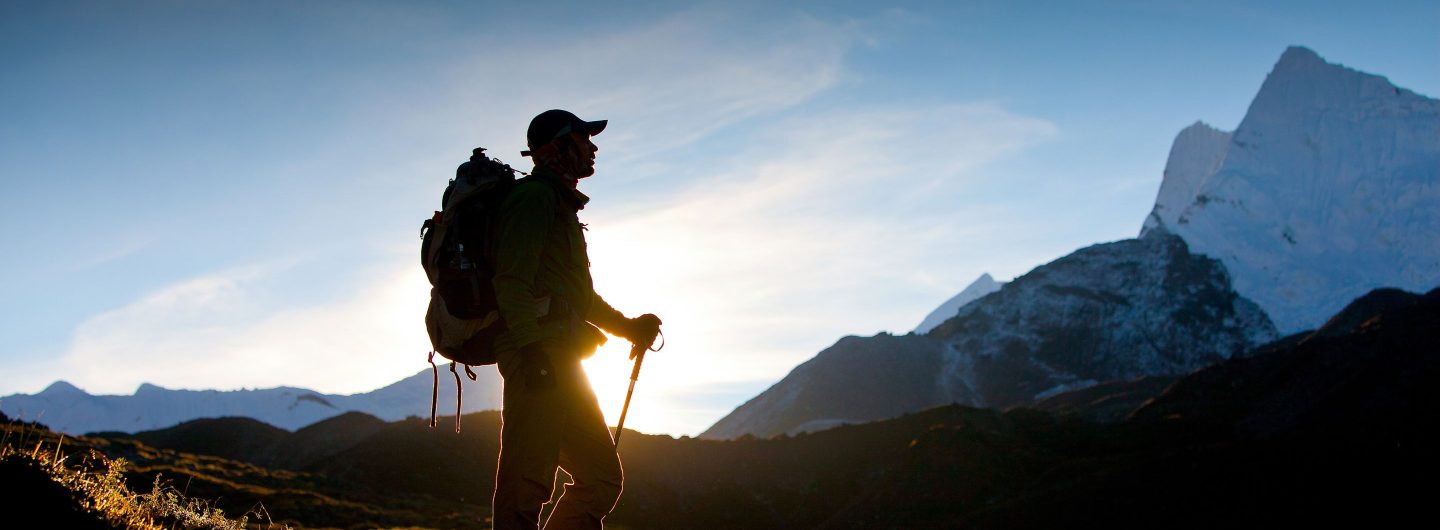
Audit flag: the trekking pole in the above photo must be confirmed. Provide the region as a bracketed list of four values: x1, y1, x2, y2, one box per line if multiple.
[614, 325, 663, 449]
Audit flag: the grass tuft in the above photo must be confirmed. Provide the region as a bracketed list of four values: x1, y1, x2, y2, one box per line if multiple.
[1, 421, 289, 530]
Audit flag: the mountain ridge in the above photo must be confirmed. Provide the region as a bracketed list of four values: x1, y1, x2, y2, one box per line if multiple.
[0, 366, 503, 435]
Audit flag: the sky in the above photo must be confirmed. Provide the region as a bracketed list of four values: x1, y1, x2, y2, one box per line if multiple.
[1, 0, 1436, 436]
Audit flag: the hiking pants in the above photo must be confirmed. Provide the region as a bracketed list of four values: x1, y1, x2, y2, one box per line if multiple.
[492, 347, 623, 530]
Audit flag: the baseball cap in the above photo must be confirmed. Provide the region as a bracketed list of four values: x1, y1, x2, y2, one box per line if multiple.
[522, 109, 607, 156]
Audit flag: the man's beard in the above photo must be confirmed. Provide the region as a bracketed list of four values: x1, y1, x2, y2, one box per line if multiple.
[561, 149, 595, 179]
[572, 161, 595, 178]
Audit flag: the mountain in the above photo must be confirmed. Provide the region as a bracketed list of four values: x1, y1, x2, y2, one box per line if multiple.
[0, 366, 503, 435]
[704, 231, 1276, 439]
[828, 291, 1440, 530]
[913, 273, 1004, 333]
[1141, 46, 1440, 333]
[65, 287, 1440, 528]
[703, 46, 1438, 440]
[270, 410, 390, 469]
[701, 332, 947, 439]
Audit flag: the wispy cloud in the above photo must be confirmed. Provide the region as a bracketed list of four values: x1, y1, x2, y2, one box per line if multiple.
[55, 256, 429, 395]
[430, 5, 858, 171]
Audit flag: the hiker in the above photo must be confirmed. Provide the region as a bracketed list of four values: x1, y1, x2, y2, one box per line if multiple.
[489, 109, 662, 530]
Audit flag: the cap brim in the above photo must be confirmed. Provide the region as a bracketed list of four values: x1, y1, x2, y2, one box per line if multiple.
[579, 119, 607, 136]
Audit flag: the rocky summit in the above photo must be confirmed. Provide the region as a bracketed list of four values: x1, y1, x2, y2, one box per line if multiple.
[704, 231, 1276, 439]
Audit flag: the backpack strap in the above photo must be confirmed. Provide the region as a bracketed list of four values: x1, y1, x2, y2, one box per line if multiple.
[428, 352, 482, 433]
[449, 362, 462, 433]
[427, 351, 440, 428]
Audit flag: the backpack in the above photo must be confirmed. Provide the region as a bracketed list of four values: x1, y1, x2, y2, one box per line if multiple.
[420, 147, 519, 431]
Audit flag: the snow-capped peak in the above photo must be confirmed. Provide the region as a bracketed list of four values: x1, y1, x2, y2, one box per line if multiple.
[914, 273, 1004, 334]
[1145, 46, 1440, 333]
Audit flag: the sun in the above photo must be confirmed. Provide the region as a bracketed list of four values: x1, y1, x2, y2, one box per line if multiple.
[582, 338, 646, 428]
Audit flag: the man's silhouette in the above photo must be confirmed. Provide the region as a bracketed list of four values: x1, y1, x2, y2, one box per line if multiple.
[489, 109, 661, 530]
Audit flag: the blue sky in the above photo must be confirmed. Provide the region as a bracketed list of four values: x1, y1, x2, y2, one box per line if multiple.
[2, 0, 1436, 435]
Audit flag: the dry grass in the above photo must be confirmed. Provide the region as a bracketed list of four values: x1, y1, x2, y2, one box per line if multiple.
[1, 421, 289, 530]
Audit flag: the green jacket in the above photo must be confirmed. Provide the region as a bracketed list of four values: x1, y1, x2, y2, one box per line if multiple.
[490, 167, 626, 356]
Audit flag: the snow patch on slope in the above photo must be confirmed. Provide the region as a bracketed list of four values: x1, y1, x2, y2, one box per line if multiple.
[1142, 122, 1232, 236]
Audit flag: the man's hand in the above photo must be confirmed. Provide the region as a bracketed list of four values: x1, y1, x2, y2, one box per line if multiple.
[519, 342, 555, 390]
[622, 314, 662, 359]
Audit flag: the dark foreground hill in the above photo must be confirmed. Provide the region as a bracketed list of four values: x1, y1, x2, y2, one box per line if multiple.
[100, 410, 389, 471]
[68, 287, 1438, 529]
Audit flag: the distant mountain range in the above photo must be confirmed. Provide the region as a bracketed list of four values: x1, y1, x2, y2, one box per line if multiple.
[0, 366, 501, 434]
[58, 285, 1439, 528]
[703, 46, 1438, 439]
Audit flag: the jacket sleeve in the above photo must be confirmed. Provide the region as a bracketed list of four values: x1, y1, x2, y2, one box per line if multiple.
[491, 182, 554, 349]
[587, 294, 628, 335]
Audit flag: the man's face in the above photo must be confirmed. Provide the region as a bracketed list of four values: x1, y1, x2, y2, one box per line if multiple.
[567, 131, 598, 178]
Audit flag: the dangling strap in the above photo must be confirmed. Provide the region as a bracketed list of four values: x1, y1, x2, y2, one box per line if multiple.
[450, 362, 463, 433]
[465, 364, 478, 381]
[428, 351, 439, 428]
